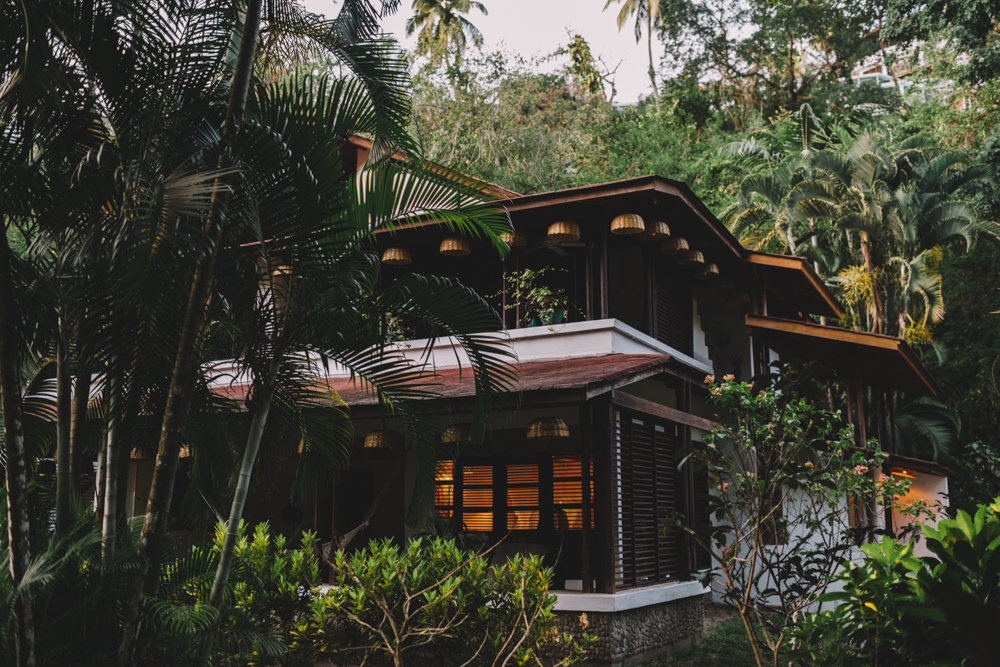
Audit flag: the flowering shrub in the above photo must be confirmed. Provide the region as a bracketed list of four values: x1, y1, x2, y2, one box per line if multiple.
[675, 377, 918, 667]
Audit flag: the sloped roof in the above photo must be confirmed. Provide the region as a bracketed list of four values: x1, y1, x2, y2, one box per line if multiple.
[745, 252, 843, 319]
[746, 314, 938, 395]
[215, 353, 673, 407]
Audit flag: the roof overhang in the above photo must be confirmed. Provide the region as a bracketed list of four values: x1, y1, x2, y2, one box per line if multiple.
[215, 354, 674, 409]
[745, 252, 843, 319]
[498, 175, 745, 260]
[746, 314, 938, 396]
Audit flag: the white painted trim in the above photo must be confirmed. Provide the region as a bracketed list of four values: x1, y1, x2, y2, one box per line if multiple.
[553, 580, 709, 613]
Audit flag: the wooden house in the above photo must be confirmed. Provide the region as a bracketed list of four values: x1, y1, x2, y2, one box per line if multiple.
[210, 138, 950, 664]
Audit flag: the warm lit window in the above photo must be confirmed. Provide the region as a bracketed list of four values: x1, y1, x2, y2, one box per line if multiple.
[434, 460, 454, 519]
[507, 464, 539, 530]
[461, 465, 493, 531]
[552, 456, 593, 530]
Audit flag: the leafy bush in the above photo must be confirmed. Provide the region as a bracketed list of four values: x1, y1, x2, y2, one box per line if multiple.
[791, 499, 1000, 665]
[290, 537, 592, 666]
[145, 521, 320, 665]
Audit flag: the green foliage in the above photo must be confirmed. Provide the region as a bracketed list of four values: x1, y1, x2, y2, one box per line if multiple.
[290, 537, 593, 666]
[146, 521, 320, 665]
[678, 376, 916, 667]
[791, 498, 1000, 666]
[497, 267, 576, 327]
[641, 615, 760, 667]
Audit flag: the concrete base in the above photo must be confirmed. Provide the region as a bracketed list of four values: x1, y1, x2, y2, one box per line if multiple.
[556, 589, 708, 666]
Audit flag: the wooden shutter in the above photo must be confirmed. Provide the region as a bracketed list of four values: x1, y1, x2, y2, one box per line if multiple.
[614, 409, 682, 589]
[655, 261, 693, 354]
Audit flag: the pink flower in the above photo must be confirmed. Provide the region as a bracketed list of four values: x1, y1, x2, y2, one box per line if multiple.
[721, 483, 730, 493]
[853, 465, 869, 475]
[704, 375, 715, 384]
[766, 423, 775, 431]
[723, 374, 735, 382]
[879, 473, 890, 482]
[804, 461, 814, 468]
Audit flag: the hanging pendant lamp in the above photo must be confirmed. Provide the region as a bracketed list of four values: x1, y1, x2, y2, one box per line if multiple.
[381, 247, 412, 266]
[680, 250, 706, 267]
[661, 237, 690, 255]
[547, 221, 581, 243]
[699, 262, 721, 280]
[439, 238, 472, 257]
[440, 424, 470, 445]
[526, 417, 570, 439]
[610, 213, 645, 235]
[500, 230, 527, 247]
[641, 221, 671, 240]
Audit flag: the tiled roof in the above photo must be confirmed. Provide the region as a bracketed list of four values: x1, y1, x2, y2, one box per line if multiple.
[215, 353, 672, 407]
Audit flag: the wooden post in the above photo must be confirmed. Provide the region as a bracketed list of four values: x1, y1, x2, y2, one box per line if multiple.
[596, 396, 616, 593]
[599, 229, 609, 319]
[580, 403, 592, 593]
[680, 379, 695, 580]
[584, 242, 594, 321]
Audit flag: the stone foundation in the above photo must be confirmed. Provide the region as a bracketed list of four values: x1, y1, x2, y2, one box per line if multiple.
[555, 586, 707, 665]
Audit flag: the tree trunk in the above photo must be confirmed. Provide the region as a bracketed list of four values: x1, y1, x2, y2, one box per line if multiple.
[102, 372, 123, 557]
[69, 363, 91, 495]
[0, 230, 36, 667]
[860, 231, 883, 333]
[208, 375, 277, 607]
[55, 316, 73, 536]
[646, 12, 658, 100]
[117, 2, 263, 663]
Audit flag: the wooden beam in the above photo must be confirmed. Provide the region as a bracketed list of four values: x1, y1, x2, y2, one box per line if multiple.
[612, 390, 721, 432]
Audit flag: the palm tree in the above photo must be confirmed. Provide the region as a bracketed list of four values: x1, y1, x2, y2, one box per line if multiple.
[724, 106, 990, 340]
[201, 78, 517, 616]
[604, 0, 661, 100]
[406, 0, 488, 67]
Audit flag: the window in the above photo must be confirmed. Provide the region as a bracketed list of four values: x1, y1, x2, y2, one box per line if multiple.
[461, 465, 494, 531]
[552, 456, 593, 531]
[506, 464, 539, 530]
[433, 457, 591, 533]
[434, 460, 454, 519]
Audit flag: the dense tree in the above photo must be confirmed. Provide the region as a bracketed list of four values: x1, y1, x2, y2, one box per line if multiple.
[657, 0, 881, 120]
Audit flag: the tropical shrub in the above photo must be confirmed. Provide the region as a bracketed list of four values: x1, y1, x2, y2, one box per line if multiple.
[675, 376, 916, 667]
[290, 537, 593, 666]
[145, 521, 321, 665]
[790, 498, 1000, 666]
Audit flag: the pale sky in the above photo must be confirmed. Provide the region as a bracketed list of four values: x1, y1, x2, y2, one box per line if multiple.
[302, 0, 662, 104]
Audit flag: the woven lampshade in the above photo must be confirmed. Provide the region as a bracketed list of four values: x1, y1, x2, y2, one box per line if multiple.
[547, 221, 581, 243]
[641, 221, 671, 240]
[610, 213, 645, 235]
[661, 237, 690, 255]
[699, 262, 721, 280]
[178, 444, 191, 459]
[680, 250, 706, 267]
[526, 417, 570, 439]
[439, 237, 472, 257]
[381, 247, 412, 266]
[363, 430, 397, 449]
[440, 424, 470, 445]
[500, 230, 527, 248]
